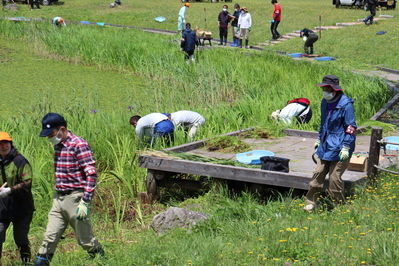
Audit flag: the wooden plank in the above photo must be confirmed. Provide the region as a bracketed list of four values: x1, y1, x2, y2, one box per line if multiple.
[139, 155, 311, 190]
[368, 127, 383, 179]
[283, 129, 318, 139]
[370, 93, 399, 121]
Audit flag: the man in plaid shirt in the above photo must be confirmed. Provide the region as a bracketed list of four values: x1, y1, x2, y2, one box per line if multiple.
[34, 113, 105, 266]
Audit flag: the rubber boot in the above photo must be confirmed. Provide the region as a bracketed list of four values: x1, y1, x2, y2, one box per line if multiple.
[230, 38, 237, 47]
[218, 38, 223, 45]
[310, 47, 314, 55]
[245, 39, 249, 49]
[224, 38, 227, 46]
[34, 254, 53, 266]
[239, 39, 242, 48]
[20, 244, 31, 265]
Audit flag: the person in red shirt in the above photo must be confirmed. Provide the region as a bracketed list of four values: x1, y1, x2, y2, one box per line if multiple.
[34, 113, 105, 265]
[270, 0, 282, 41]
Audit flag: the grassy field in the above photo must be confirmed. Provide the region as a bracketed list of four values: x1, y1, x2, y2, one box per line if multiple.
[1, 0, 399, 265]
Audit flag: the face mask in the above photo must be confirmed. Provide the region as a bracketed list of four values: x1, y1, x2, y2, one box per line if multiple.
[223, 8, 227, 11]
[323, 91, 335, 101]
[235, 9, 238, 11]
[48, 129, 62, 145]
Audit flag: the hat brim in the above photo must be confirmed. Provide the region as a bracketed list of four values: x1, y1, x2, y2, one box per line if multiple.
[39, 128, 54, 137]
[317, 83, 342, 91]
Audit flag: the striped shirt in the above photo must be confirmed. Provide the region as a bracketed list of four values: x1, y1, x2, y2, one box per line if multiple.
[54, 132, 97, 202]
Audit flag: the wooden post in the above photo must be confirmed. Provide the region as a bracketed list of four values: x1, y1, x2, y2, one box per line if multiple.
[367, 127, 383, 179]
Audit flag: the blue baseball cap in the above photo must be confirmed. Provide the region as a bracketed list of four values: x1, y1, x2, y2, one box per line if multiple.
[39, 113, 67, 137]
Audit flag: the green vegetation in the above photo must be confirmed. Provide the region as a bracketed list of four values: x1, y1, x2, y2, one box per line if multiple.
[1, 0, 399, 265]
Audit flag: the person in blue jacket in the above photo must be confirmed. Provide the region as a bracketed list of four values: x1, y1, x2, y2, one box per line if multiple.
[304, 75, 357, 211]
[180, 23, 199, 61]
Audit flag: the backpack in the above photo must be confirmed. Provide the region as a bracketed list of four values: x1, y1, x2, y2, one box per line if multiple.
[287, 98, 310, 106]
[287, 98, 312, 124]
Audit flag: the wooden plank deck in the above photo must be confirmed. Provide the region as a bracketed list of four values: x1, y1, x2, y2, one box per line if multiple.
[139, 129, 373, 191]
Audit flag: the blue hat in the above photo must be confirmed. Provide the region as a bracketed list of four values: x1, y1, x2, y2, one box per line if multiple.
[39, 113, 67, 137]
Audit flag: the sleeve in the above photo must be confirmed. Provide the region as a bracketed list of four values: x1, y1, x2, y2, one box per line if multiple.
[342, 102, 357, 149]
[10, 163, 32, 194]
[248, 14, 252, 27]
[76, 144, 98, 202]
[135, 123, 145, 140]
[181, 32, 186, 49]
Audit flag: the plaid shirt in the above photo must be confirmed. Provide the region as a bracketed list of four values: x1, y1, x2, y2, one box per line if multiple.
[54, 132, 97, 202]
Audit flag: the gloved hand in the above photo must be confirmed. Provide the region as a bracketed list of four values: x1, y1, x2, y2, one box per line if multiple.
[248, 27, 251, 32]
[314, 139, 320, 150]
[237, 27, 240, 31]
[339, 147, 350, 162]
[76, 199, 90, 221]
[269, 20, 275, 23]
[0, 188, 11, 198]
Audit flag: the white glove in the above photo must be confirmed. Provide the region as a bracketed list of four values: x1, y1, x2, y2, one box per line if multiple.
[303, 36, 307, 41]
[0, 188, 11, 198]
[270, 110, 281, 120]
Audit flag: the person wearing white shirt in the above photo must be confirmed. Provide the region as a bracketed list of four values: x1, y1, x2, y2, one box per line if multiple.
[271, 102, 312, 125]
[237, 7, 252, 48]
[164, 110, 205, 139]
[178, 3, 190, 33]
[130, 113, 174, 145]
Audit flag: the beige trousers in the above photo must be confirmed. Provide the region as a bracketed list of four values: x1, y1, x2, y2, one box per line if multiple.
[305, 157, 350, 205]
[38, 190, 101, 255]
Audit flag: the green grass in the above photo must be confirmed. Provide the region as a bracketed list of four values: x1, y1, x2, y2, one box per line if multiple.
[1, 0, 399, 265]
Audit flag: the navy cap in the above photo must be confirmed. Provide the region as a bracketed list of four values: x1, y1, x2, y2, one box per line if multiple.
[39, 113, 67, 137]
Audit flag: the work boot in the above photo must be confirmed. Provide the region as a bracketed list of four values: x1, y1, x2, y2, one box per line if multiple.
[34, 254, 53, 266]
[20, 244, 31, 265]
[88, 246, 106, 259]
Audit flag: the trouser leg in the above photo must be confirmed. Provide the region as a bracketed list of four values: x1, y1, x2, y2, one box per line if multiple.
[305, 157, 330, 205]
[327, 159, 350, 204]
[13, 213, 33, 262]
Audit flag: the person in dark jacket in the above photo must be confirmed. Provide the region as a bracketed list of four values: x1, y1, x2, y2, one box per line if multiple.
[304, 75, 357, 212]
[217, 5, 231, 46]
[299, 28, 319, 55]
[180, 23, 199, 61]
[363, 0, 380, 25]
[0, 132, 34, 264]
[230, 3, 241, 47]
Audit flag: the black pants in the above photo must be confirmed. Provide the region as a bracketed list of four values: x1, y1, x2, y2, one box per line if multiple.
[219, 27, 228, 44]
[30, 0, 40, 9]
[304, 33, 319, 54]
[184, 50, 194, 60]
[270, 20, 281, 40]
[365, 4, 377, 24]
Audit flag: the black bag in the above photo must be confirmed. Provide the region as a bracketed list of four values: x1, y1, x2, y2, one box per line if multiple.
[260, 156, 290, 173]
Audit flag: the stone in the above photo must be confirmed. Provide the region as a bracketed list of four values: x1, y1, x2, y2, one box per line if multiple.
[151, 207, 209, 235]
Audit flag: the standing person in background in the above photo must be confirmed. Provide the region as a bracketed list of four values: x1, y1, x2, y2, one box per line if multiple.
[237, 6, 251, 49]
[299, 28, 319, 55]
[304, 75, 357, 212]
[217, 5, 231, 46]
[29, 0, 40, 10]
[270, 0, 282, 41]
[363, 0, 380, 25]
[130, 113, 175, 146]
[0, 132, 34, 265]
[35, 113, 105, 265]
[178, 3, 190, 33]
[164, 110, 206, 140]
[230, 3, 241, 47]
[180, 23, 199, 62]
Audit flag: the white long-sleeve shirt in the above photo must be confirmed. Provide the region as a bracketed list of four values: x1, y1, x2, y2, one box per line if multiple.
[178, 6, 187, 21]
[135, 113, 168, 140]
[238, 12, 252, 29]
[170, 110, 205, 128]
[278, 103, 310, 125]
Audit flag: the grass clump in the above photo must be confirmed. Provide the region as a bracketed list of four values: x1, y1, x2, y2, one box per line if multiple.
[205, 136, 250, 153]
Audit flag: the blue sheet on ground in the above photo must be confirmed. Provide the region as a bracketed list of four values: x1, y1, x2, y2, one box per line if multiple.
[80, 21, 91, 24]
[384, 136, 399, 151]
[315, 56, 336, 61]
[154, 17, 166, 22]
[96, 22, 105, 26]
[236, 150, 275, 165]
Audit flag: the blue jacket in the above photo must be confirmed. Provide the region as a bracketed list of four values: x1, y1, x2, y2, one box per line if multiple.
[181, 29, 199, 52]
[316, 94, 357, 161]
